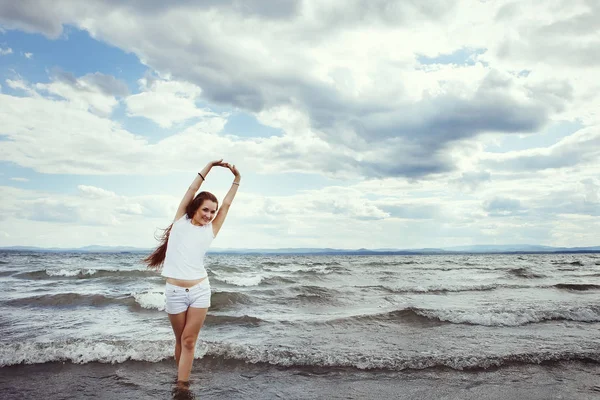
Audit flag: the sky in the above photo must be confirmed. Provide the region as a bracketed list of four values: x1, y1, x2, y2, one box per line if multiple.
[0, 0, 598, 250]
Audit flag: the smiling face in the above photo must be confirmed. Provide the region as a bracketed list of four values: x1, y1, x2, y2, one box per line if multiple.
[193, 199, 218, 226]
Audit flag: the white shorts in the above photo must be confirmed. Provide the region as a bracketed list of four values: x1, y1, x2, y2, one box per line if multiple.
[165, 279, 211, 314]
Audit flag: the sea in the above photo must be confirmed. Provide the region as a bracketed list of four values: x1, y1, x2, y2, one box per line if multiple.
[1, 251, 599, 399]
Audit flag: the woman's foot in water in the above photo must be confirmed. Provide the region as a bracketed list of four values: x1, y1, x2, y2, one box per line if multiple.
[172, 380, 194, 399]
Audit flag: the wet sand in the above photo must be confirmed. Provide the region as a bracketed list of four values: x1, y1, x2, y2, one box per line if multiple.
[1, 359, 599, 399]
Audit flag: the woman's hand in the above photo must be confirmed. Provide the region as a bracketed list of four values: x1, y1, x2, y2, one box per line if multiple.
[208, 159, 226, 167]
[225, 163, 241, 179]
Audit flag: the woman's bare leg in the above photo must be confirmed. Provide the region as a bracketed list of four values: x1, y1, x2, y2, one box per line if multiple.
[177, 307, 208, 382]
[168, 310, 187, 366]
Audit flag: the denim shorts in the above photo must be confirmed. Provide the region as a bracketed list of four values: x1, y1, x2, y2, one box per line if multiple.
[164, 278, 211, 314]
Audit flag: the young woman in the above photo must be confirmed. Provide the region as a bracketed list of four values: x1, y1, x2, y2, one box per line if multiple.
[144, 159, 240, 388]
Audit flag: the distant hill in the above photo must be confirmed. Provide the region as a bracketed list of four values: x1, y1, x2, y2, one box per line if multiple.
[1, 244, 599, 255]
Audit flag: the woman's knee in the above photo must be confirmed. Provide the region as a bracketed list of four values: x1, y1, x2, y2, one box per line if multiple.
[181, 334, 197, 350]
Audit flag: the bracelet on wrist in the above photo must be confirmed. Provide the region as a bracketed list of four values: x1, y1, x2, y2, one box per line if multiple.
[198, 172, 205, 180]
[232, 182, 239, 186]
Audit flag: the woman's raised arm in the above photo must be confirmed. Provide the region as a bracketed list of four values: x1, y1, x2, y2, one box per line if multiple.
[174, 159, 224, 221]
[211, 163, 241, 237]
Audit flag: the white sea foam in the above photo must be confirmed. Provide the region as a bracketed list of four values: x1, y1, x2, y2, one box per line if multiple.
[0, 340, 172, 366]
[218, 275, 263, 286]
[132, 291, 165, 311]
[202, 342, 600, 370]
[2, 339, 598, 370]
[46, 268, 97, 277]
[417, 305, 600, 326]
[398, 283, 500, 293]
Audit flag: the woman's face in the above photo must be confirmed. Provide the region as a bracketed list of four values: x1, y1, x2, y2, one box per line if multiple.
[195, 200, 218, 225]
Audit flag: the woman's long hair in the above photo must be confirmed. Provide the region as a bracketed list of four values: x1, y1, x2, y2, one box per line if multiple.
[144, 191, 218, 270]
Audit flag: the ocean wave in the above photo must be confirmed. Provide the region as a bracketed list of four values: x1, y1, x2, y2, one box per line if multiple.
[16, 268, 157, 280]
[210, 291, 254, 311]
[132, 291, 165, 311]
[328, 308, 442, 326]
[261, 260, 342, 268]
[367, 281, 599, 294]
[204, 343, 600, 371]
[261, 264, 349, 275]
[370, 283, 502, 294]
[211, 275, 264, 286]
[4, 291, 165, 311]
[554, 283, 600, 291]
[2, 340, 598, 371]
[261, 276, 296, 285]
[4, 293, 136, 308]
[260, 261, 287, 267]
[415, 305, 600, 326]
[205, 314, 263, 326]
[360, 260, 420, 267]
[565, 272, 600, 278]
[396, 266, 494, 272]
[305, 261, 342, 267]
[206, 263, 245, 274]
[552, 261, 584, 267]
[507, 268, 546, 279]
[324, 305, 600, 327]
[0, 340, 172, 366]
[3, 289, 269, 316]
[289, 285, 341, 303]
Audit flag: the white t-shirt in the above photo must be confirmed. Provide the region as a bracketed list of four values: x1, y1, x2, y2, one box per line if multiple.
[161, 215, 215, 280]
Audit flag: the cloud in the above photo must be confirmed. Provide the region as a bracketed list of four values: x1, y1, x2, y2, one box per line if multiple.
[496, 1, 600, 67]
[481, 126, 600, 172]
[0, 1, 598, 207]
[77, 185, 117, 199]
[1, 1, 600, 249]
[3, 0, 595, 179]
[9, 177, 29, 182]
[0, 90, 149, 174]
[5, 78, 38, 96]
[483, 196, 525, 217]
[29, 198, 81, 223]
[453, 171, 492, 191]
[0, 0, 302, 38]
[34, 71, 128, 116]
[125, 77, 217, 128]
[0, 78, 343, 177]
[0, 47, 13, 55]
[24, 52, 33, 59]
[532, 178, 600, 217]
[377, 202, 440, 220]
[0, 185, 175, 227]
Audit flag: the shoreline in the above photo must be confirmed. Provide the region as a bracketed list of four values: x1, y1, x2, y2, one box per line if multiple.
[1, 359, 599, 400]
